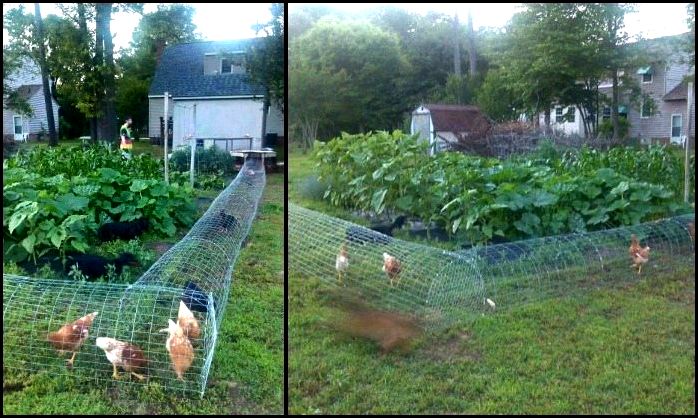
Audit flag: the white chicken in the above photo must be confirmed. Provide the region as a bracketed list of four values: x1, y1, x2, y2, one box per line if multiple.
[95, 337, 148, 381]
[335, 244, 349, 285]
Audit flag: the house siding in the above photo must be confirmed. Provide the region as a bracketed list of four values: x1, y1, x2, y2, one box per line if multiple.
[171, 99, 264, 150]
[597, 60, 695, 141]
[3, 92, 59, 138]
[266, 103, 285, 137]
[148, 96, 175, 139]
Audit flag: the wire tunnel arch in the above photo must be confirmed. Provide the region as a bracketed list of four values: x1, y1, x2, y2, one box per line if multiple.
[289, 202, 695, 329]
[3, 158, 266, 397]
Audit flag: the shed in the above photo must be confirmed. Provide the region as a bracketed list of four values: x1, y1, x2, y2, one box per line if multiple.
[410, 104, 491, 155]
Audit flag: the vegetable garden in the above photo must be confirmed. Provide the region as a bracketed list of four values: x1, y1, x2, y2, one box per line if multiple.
[314, 130, 694, 245]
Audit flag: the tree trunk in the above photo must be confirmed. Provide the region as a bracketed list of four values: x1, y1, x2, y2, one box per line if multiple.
[611, 69, 620, 141]
[77, 3, 98, 143]
[467, 11, 477, 77]
[34, 3, 58, 147]
[261, 93, 270, 146]
[578, 105, 589, 138]
[453, 14, 461, 77]
[101, 3, 117, 145]
[95, 4, 105, 141]
[544, 108, 551, 134]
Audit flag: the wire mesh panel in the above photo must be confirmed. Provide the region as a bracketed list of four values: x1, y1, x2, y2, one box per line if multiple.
[124, 157, 265, 327]
[3, 158, 266, 397]
[289, 203, 695, 328]
[3, 276, 216, 396]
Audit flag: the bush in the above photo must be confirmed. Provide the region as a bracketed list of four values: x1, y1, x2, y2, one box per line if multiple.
[169, 146, 236, 175]
[314, 130, 689, 244]
[598, 117, 630, 140]
[299, 175, 328, 201]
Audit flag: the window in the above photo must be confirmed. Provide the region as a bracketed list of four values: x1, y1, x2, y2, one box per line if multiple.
[642, 73, 652, 83]
[671, 114, 682, 138]
[640, 99, 652, 118]
[567, 107, 575, 123]
[555, 107, 563, 123]
[221, 58, 232, 74]
[602, 106, 611, 121]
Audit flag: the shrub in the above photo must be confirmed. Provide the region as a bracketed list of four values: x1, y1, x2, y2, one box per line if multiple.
[598, 117, 630, 140]
[169, 146, 236, 175]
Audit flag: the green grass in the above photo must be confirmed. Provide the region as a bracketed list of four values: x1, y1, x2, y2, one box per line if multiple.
[288, 149, 695, 414]
[3, 172, 284, 414]
[289, 256, 695, 414]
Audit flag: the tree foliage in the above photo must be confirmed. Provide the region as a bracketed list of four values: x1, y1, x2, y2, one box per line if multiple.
[245, 3, 285, 115]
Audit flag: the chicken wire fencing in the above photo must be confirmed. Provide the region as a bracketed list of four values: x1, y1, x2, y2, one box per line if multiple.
[289, 203, 695, 329]
[3, 158, 266, 397]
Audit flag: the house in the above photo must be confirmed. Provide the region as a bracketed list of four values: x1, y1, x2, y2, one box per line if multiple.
[539, 33, 695, 144]
[148, 39, 284, 151]
[411, 104, 492, 155]
[2, 59, 60, 142]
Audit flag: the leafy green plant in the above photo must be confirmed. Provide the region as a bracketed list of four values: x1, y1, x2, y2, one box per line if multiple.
[314, 130, 690, 244]
[169, 146, 237, 175]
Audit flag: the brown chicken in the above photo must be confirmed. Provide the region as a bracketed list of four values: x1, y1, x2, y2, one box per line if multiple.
[178, 300, 201, 340]
[382, 252, 402, 287]
[628, 234, 650, 275]
[47, 311, 98, 368]
[338, 307, 422, 353]
[95, 337, 148, 381]
[160, 319, 194, 381]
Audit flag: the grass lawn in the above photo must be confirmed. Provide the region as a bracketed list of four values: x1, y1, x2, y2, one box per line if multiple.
[288, 149, 695, 414]
[2, 168, 284, 413]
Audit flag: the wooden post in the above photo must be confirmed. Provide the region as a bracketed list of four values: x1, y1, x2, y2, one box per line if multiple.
[164, 91, 169, 184]
[685, 82, 693, 203]
[190, 104, 196, 188]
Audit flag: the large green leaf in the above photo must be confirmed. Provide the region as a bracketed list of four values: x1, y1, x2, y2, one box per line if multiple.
[371, 189, 388, 213]
[21, 234, 36, 254]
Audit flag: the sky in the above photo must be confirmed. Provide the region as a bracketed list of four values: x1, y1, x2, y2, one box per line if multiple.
[3, 3, 274, 53]
[291, 3, 692, 40]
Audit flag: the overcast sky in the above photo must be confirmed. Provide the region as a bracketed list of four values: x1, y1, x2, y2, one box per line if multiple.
[3, 3, 274, 53]
[292, 3, 692, 40]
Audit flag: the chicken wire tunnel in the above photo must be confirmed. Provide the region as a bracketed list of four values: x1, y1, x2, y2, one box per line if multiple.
[2, 158, 266, 397]
[289, 203, 695, 328]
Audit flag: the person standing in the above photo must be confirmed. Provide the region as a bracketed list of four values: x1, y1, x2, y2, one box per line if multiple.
[120, 116, 134, 158]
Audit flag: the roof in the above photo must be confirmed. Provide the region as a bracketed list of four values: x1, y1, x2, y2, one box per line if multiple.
[148, 39, 266, 98]
[15, 84, 42, 101]
[663, 80, 688, 101]
[416, 104, 492, 134]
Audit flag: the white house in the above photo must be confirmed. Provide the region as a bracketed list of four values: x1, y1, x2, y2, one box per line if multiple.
[148, 39, 284, 151]
[2, 58, 60, 142]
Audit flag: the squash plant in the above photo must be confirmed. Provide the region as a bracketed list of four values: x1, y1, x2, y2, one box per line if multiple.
[313, 130, 691, 245]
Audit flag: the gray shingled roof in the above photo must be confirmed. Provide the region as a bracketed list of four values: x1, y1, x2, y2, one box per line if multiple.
[663, 80, 688, 101]
[148, 39, 265, 97]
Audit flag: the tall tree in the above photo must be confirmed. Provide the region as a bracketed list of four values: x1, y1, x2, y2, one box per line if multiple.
[34, 3, 58, 146]
[245, 3, 285, 140]
[290, 20, 409, 139]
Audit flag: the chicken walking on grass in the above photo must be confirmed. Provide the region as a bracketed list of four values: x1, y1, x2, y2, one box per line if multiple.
[382, 252, 402, 287]
[47, 311, 98, 368]
[335, 244, 349, 285]
[95, 337, 148, 381]
[160, 319, 194, 381]
[628, 234, 650, 275]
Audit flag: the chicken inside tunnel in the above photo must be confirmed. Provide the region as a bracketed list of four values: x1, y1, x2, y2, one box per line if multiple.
[2, 276, 216, 394]
[2, 158, 267, 397]
[289, 203, 695, 330]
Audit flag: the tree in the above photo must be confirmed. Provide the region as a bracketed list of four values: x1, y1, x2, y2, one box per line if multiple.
[245, 3, 285, 139]
[34, 4, 58, 146]
[2, 46, 33, 116]
[290, 20, 409, 139]
[116, 4, 198, 137]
